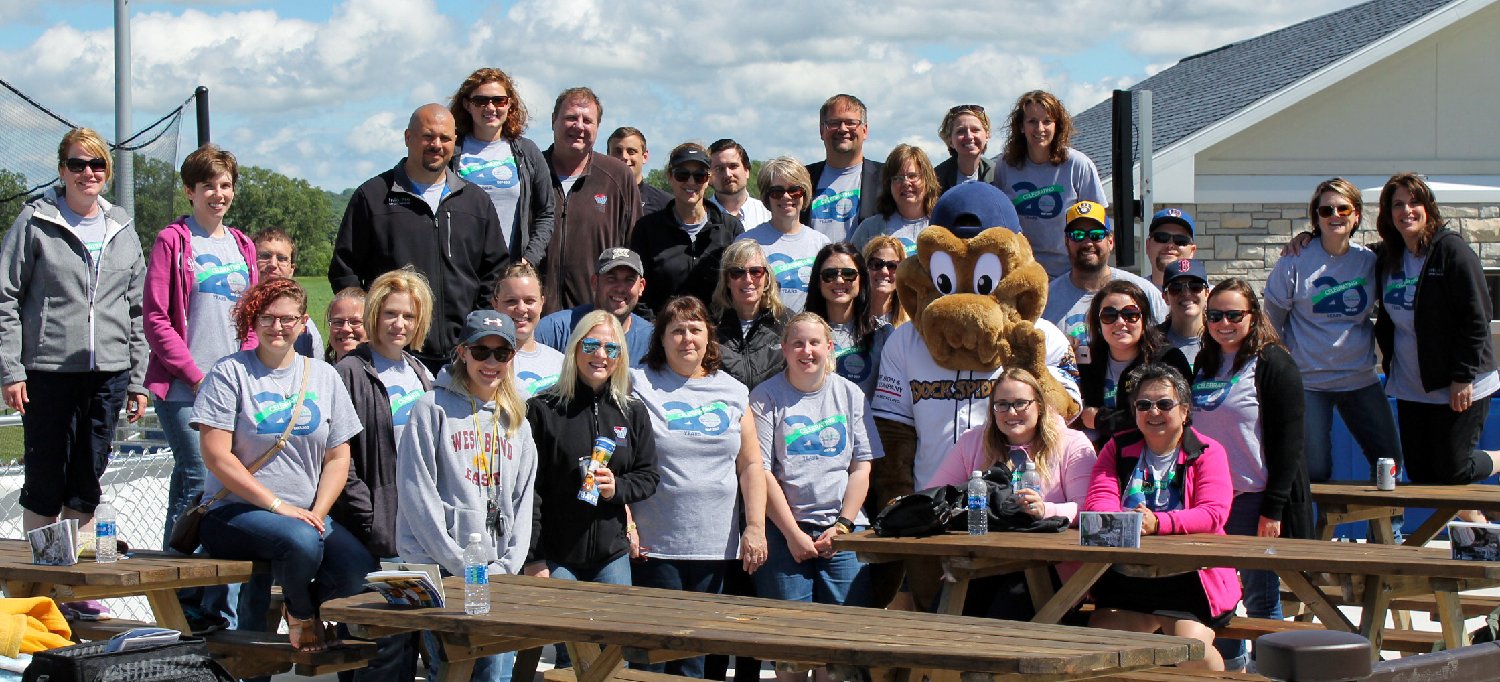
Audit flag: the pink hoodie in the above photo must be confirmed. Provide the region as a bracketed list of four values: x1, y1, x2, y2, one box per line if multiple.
[142, 217, 259, 400]
[1084, 427, 1243, 618]
[929, 417, 1097, 524]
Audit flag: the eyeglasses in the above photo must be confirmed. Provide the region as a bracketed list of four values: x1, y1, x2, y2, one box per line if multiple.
[766, 186, 805, 200]
[255, 314, 303, 328]
[866, 258, 900, 272]
[1067, 229, 1110, 243]
[1150, 232, 1193, 247]
[468, 95, 511, 108]
[1097, 306, 1142, 325]
[671, 169, 710, 183]
[727, 266, 767, 280]
[579, 337, 622, 359]
[820, 267, 859, 283]
[890, 173, 923, 184]
[992, 399, 1035, 413]
[1134, 398, 1182, 413]
[821, 119, 864, 130]
[1316, 205, 1356, 218]
[467, 345, 515, 363]
[1165, 280, 1208, 296]
[65, 157, 108, 173]
[256, 253, 292, 264]
[1205, 309, 1249, 323]
[949, 104, 985, 115]
[328, 317, 364, 330]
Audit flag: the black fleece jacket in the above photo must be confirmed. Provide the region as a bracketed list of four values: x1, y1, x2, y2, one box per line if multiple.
[630, 200, 743, 317]
[1374, 228, 1495, 393]
[1079, 345, 1192, 448]
[717, 308, 789, 390]
[525, 381, 659, 570]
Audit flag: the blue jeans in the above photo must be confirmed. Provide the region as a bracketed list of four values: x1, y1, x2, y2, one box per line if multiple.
[199, 503, 376, 620]
[1303, 384, 1403, 482]
[423, 632, 512, 682]
[157, 399, 206, 548]
[752, 523, 871, 607]
[631, 558, 727, 678]
[548, 554, 633, 668]
[1214, 493, 1283, 670]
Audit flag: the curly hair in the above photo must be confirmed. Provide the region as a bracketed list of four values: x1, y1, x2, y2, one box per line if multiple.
[1001, 90, 1074, 169]
[233, 277, 307, 343]
[644, 296, 722, 375]
[448, 67, 530, 140]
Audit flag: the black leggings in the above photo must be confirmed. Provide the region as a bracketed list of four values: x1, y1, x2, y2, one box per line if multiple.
[1398, 397, 1495, 484]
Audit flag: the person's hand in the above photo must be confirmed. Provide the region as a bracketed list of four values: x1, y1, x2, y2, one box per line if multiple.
[1451, 382, 1475, 412]
[741, 526, 768, 573]
[125, 392, 148, 423]
[1018, 488, 1045, 519]
[627, 523, 643, 560]
[1134, 503, 1159, 535]
[275, 503, 325, 534]
[1258, 516, 1282, 538]
[1280, 232, 1315, 257]
[523, 562, 549, 578]
[813, 527, 839, 556]
[593, 467, 616, 500]
[192, 379, 201, 395]
[3, 381, 27, 415]
[787, 529, 819, 563]
[1081, 407, 1099, 431]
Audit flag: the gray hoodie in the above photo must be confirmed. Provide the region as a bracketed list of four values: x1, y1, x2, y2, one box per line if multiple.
[0, 189, 147, 393]
[395, 370, 537, 576]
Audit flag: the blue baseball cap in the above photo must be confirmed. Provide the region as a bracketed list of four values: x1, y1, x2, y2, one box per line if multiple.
[1149, 208, 1195, 236]
[1163, 258, 1208, 286]
[930, 182, 1021, 239]
[460, 309, 517, 347]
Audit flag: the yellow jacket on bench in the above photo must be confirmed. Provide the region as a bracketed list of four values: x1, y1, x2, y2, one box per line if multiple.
[0, 597, 73, 657]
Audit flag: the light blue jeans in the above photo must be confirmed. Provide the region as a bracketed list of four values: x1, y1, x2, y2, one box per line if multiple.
[157, 399, 206, 548]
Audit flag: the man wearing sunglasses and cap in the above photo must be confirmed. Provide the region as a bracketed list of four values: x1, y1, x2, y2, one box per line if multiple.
[1042, 201, 1167, 353]
[1159, 258, 1209, 365]
[1146, 208, 1198, 290]
[534, 248, 654, 365]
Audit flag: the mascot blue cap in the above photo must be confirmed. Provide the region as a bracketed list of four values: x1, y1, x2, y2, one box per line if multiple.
[930, 182, 1021, 238]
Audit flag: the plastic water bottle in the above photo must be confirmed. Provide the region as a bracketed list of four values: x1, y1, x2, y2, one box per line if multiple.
[94, 496, 118, 563]
[1019, 461, 1043, 494]
[463, 532, 490, 615]
[967, 471, 988, 536]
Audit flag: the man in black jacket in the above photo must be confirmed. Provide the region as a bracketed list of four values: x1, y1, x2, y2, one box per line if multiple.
[329, 104, 509, 373]
[802, 94, 884, 242]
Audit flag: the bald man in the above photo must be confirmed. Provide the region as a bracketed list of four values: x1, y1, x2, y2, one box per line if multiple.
[331, 103, 509, 372]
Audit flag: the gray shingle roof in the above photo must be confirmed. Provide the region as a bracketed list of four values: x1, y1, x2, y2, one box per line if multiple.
[1071, 0, 1459, 181]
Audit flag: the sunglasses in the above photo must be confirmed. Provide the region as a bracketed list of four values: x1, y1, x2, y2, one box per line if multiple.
[766, 186, 805, 200]
[1134, 398, 1182, 413]
[671, 169, 710, 183]
[949, 104, 985, 114]
[65, 157, 108, 173]
[1097, 306, 1142, 325]
[467, 345, 515, 363]
[1316, 204, 1356, 218]
[820, 268, 859, 283]
[468, 95, 511, 108]
[866, 258, 900, 272]
[1067, 229, 1110, 243]
[579, 337, 621, 359]
[992, 399, 1035, 414]
[727, 266, 768, 280]
[1205, 309, 1249, 323]
[1165, 280, 1208, 296]
[1150, 232, 1193, 247]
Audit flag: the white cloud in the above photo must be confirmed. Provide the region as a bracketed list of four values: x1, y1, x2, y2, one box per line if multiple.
[344, 111, 405, 156]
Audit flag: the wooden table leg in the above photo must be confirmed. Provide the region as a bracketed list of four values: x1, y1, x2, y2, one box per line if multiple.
[933, 561, 971, 616]
[1358, 575, 1391, 658]
[1315, 508, 1336, 542]
[144, 588, 192, 634]
[1401, 508, 1460, 547]
[1434, 589, 1470, 651]
[437, 658, 478, 682]
[1032, 563, 1109, 625]
[575, 645, 625, 682]
[513, 646, 544, 682]
[1277, 570, 1356, 632]
[1024, 566, 1055, 614]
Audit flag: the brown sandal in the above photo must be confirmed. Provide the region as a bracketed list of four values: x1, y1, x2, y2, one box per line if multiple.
[284, 605, 327, 652]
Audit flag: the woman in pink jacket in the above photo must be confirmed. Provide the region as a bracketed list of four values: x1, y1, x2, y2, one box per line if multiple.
[929, 367, 1096, 619]
[1084, 362, 1240, 671]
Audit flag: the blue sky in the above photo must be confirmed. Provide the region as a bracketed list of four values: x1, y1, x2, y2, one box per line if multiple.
[1, 0, 1363, 192]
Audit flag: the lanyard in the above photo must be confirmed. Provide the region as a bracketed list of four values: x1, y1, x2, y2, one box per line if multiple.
[469, 394, 502, 505]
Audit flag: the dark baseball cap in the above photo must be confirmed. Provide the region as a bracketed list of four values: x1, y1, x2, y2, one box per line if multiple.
[1149, 208, 1195, 236]
[930, 182, 1021, 239]
[460, 309, 517, 347]
[1163, 258, 1208, 286]
[596, 247, 644, 276]
[667, 146, 710, 170]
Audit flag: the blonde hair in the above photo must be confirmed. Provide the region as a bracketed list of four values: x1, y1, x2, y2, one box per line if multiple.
[756, 156, 812, 212]
[983, 368, 1063, 484]
[540, 310, 633, 411]
[364, 267, 435, 351]
[862, 236, 909, 327]
[781, 312, 836, 375]
[448, 342, 527, 438]
[713, 240, 787, 321]
[57, 128, 112, 184]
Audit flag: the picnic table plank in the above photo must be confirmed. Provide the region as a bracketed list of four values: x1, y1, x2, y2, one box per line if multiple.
[1311, 482, 1500, 510]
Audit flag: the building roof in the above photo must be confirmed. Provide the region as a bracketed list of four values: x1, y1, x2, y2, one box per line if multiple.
[1071, 0, 1459, 181]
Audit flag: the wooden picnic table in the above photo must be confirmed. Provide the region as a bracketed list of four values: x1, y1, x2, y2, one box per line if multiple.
[320, 573, 1204, 682]
[835, 529, 1500, 654]
[1311, 481, 1500, 546]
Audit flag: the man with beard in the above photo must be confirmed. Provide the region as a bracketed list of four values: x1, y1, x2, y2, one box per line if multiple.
[707, 138, 771, 228]
[1041, 200, 1166, 353]
[533, 247, 654, 365]
[330, 103, 509, 373]
[802, 95, 883, 241]
[1146, 208, 1198, 289]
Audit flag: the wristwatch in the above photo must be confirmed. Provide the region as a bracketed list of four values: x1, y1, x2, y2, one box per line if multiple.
[833, 517, 855, 534]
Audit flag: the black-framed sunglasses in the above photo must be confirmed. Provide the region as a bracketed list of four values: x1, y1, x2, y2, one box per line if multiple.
[579, 337, 621, 359]
[1316, 204, 1356, 218]
[65, 157, 108, 173]
[992, 399, 1036, 414]
[949, 104, 985, 114]
[820, 267, 859, 283]
[468, 94, 511, 108]
[1165, 280, 1208, 296]
[727, 266, 768, 280]
[467, 345, 515, 363]
[1097, 306, 1142, 325]
[1205, 309, 1249, 323]
[671, 169, 710, 183]
[1150, 232, 1193, 247]
[1134, 398, 1182, 413]
[765, 186, 805, 200]
[866, 258, 901, 272]
[1067, 229, 1110, 243]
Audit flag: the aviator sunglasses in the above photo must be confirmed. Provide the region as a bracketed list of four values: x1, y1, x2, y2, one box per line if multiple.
[579, 338, 621, 359]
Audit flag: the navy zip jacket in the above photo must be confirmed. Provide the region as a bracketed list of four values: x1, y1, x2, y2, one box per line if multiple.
[1374, 228, 1496, 393]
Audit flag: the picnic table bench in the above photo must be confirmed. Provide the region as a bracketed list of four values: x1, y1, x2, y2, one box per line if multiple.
[1311, 481, 1500, 546]
[322, 573, 1205, 682]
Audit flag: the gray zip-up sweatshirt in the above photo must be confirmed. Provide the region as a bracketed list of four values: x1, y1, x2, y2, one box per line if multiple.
[0, 189, 147, 393]
[395, 370, 537, 576]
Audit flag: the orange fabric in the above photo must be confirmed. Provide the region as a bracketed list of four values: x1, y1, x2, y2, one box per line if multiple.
[0, 597, 73, 656]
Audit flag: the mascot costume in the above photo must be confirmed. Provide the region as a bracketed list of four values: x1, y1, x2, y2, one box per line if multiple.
[869, 182, 1080, 609]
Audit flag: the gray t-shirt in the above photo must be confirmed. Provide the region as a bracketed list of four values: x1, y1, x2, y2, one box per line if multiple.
[992, 148, 1107, 278]
[679, 215, 708, 239]
[373, 350, 431, 444]
[191, 351, 361, 510]
[831, 321, 891, 394]
[409, 178, 448, 214]
[738, 222, 831, 313]
[850, 214, 927, 256]
[751, 373, 881, 527]
[457, 137, 522, 251]
[514, 343, 565, 397]
[1165, 326, 1203, 367]
[810, 163, 863, 242]
[56, 200, 107, 263]
[166, 218, 251, 402]
[1262, 240, 1380, 391]
[1191, 353, 1265, 494]
[1041, 268, 1167, 348]
[1385, 248, 1500, 403]
[629, 366, 749, 560]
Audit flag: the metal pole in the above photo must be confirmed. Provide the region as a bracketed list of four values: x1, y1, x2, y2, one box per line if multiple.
[1138, 90, 1153, 279]
[195, 86, 210, 147]
[113, 0, 133, 217]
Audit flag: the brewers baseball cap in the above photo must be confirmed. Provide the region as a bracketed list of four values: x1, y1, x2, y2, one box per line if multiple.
[930, 182, 1021, 239]
[1163, 258, 1208, 286]
[667, 146, 710, 169]
[460, 309, 517, 348]
[596, 247, 645, 276]
[1065, 201, 1109, 231]
[1149, 208, 1195, 236]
